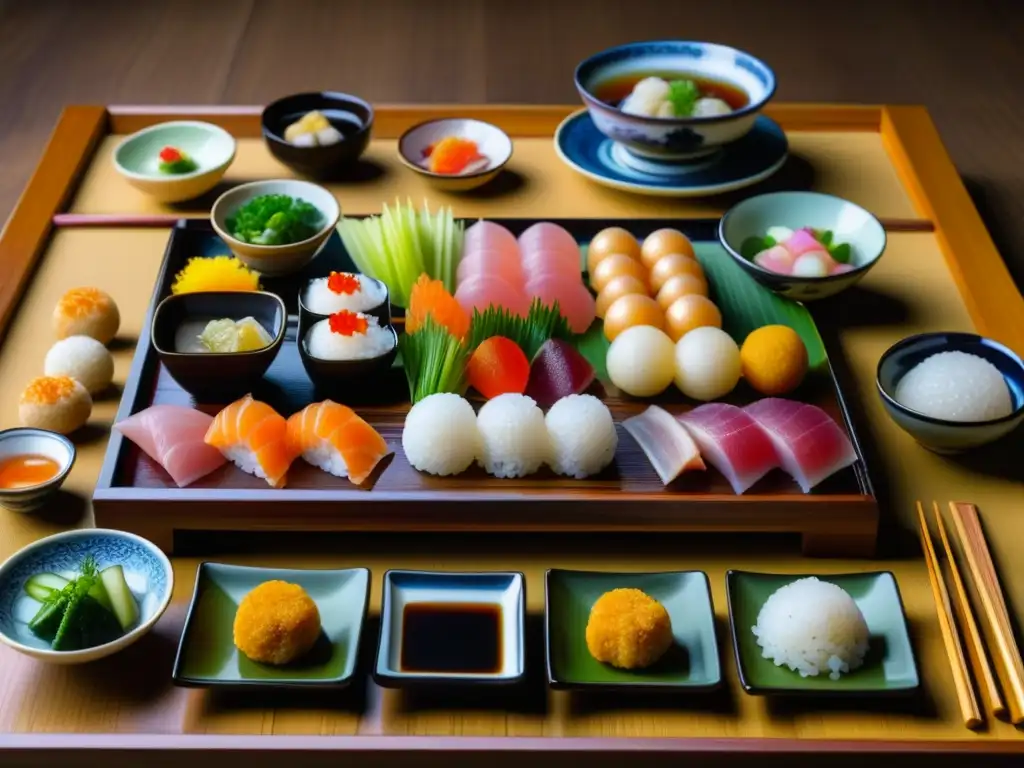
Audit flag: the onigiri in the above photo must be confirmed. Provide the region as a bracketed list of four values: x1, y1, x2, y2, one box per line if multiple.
[43, 335, 114, 394]
[545, 394, 618, 478]
[402, 393, 480, 476]
[476, 393, 548, 478]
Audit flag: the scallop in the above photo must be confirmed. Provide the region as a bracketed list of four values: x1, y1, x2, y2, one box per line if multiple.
[641, 229, 696, 269]
[603, 294, 665, 342]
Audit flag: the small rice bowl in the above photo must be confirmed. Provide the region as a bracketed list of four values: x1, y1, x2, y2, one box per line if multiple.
[43, 335, 115, 394]
[305, 314, 395, 360]
[545, 394, 618, 478]
[895, 350, 1013, 422]
[752, 576, 870, 680]
[402, 393, 480, 476]
[304, 273, 387, 315]
[476, 393, 549, 478]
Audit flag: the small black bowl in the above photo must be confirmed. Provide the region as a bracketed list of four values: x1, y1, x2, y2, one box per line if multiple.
[298, 320, 400, 396]
[297, 274, 392, 343]
[262, 92, 374, 179]
[151, 291, 287, 401]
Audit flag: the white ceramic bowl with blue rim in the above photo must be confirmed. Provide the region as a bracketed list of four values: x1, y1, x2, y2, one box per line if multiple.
[575, 40, 776, 162]
[0, 529, 174, 664]
[0, 428, 76, 513]
[876, 332, 1024, 454]
[719, 191, 887, 302]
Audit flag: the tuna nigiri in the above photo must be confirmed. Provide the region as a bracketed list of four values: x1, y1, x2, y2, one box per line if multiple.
[677, 403, 780, 494]
[524, 275, 596, 333]
[456, 249, 525, 289]
[455, 275, 531, 318]
[287, 400, 391, 485]
[114, 405, 226, 487]
[204, 395, 298, 488]
[464, 221, 520, 262]
[743, 399, 857, 492]
[622, 405, 705, 486]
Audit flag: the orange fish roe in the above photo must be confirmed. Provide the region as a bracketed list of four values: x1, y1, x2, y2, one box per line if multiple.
[20, 375, 80, 406]
[328, 310, 369, 336]
[406, 274, 470, 340]
[427, 136, 484, 175]
[327, 271, 361, 295]
[57, 287, 114, 319]
[232, 580, 321, 665]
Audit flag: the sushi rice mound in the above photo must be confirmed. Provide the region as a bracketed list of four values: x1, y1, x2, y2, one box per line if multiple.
[476, 393, 549, 478]
[895, 350, 1013, 422]
[402, 393, 480, 476]
[305, 314, 395, 360]
[545, 394, 618, 479]
[304, 273, 386, 315]
[752, 577, 870, 680]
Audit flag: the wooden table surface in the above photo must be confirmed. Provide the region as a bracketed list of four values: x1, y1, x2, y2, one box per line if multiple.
[0, 0, 1022, 290]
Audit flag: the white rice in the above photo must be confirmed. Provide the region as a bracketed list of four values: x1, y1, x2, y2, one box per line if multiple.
[300, 441, 350, 478]
[304, 273, 386, 314]
[895, 350, 1013, 422]
[402, 393, 480, 476]
[43, 335, 114, 395]
[476, 393, 549, 478]
[305, 314, 395, 360]
[544, 394, 618, 479]
[751, 577, 870, 680]
[223, 445, 272, 483]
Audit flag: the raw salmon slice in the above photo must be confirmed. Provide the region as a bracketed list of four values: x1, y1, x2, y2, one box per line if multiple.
[204, 394, 298, 488]
[454, 275, 531, 318]
[456, 249, 525, 289]
[287, 400, 390, 485]
[464, 221, 520, 263]
[518, 222, 579, 264]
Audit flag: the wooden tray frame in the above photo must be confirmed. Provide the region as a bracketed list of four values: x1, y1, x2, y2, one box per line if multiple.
[1, 103, 1023, 765]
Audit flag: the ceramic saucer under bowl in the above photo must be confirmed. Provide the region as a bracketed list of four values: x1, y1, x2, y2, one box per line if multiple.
[554, 109, 787, 197]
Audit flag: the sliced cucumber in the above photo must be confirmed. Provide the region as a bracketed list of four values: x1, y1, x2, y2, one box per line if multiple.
[99, 565, 138, 631]
[87, 578, 114, 613]
[28, 596, 69, 642]
[24, 572, 69, 603]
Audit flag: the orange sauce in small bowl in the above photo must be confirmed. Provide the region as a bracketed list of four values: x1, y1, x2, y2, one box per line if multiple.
[0, 455, 61, 490]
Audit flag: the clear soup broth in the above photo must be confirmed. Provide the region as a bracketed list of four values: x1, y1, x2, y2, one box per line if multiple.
[593, 72, 749, 111]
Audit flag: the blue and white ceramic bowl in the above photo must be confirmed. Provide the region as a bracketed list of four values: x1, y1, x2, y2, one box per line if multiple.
[0, 428, 75, 513]
[0, 529, 174, 664]
[575, 41, 776, 162]
[876, 332, 1024, 453]
[719, 191, 886, 302]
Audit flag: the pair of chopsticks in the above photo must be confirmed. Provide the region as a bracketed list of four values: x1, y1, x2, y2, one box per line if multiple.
[917, 500, 1024, 728]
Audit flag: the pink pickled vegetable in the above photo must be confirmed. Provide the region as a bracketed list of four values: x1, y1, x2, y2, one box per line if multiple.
[623, 405, 705, 486]
[454, 275, 530, 318]
[524, 338, 596, 407]
[464, 221, 520, 262]
[677, 403, 780, 494]
[782, 228, 825, 257]
[457, 249, 525, 289]
[525, 275, 596, 333]
[831, 263, 855, 275]
[114, 405, 226, 487]
[754, 245, 795, 275]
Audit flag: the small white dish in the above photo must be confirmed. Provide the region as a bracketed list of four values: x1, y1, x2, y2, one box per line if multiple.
[398, 118, 512, 192]
[0, 428, 75, 513]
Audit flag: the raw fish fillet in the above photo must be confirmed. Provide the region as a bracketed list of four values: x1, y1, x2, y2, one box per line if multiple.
[520, 248, 582, 279]
[518, 222, 579, 265]
[454, 275, 530, 318]
[286, 400, 390, 485]
[524, 338, 596, 407]
[463, 221, 520, 263]
[456, 248, 525, 289]
[204, 394, 298, 488]
[114, 405, 226, 487]
[623, 405, 705, 486]
[743, 398, 858, 492]
[525, 275, 596, 333]
[677, 403, 779, 494]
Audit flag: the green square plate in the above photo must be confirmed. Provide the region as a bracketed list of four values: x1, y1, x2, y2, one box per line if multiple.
[726, 570, 920, 696]
[172, 562, 370, 689]
[544, 569, 721, 691]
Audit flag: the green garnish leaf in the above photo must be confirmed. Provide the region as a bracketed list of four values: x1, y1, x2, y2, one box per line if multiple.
[399, 316, 470, 403]
[813, 229, 834, 247]
[829, 242, 852, 264]
[667, 79, 700, 117]
[467, 299, 573, 359]
[226, 194, 324, 246]
[740, 236, 770, 260]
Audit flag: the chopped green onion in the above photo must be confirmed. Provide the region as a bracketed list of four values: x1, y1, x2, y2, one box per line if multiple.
[399, 317, 470, 403]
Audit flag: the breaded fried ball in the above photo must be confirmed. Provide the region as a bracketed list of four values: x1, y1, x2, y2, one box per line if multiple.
[233, 580, 321, 665]
[585, 588, 673, 669]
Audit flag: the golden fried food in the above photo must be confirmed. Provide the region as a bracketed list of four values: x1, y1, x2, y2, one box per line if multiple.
[585, 588, 673, 670]
[233, 580, 321, 665]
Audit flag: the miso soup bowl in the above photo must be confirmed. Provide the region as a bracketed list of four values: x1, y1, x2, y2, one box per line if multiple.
[876, 332, 1024, 454]
[575, 40, 776, 161]
[210, 179, 341, 276]
[0, 429, 75, 514]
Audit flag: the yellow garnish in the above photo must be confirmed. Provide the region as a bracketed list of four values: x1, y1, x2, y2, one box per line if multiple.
[56, 287, 114, 319]
[171, 256, 262, 295]
[20, 375, 79, 406]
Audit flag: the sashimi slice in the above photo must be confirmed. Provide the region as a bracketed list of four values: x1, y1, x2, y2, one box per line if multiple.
[743, 398, 857, 492]
[524, 338, 595, 407]
[525, 275, 596, 333]
[456, 249, 525, 288]
[677, 403, 780, 494]
[622, 405, 705, 486]
[287, 400, 390, 485]
[205, 394, 297, 488]
[520, 248, 581, 279]
[464, 221, 520, 263]
[454, 275, 530, 318]
[114, 405, 226, 487]
[518, 222, 579, 264]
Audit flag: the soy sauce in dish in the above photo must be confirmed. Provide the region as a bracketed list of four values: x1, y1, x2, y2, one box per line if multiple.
[0, 454, 60, 489]
[593, 72, 749, 111]
[400, 602, 503, 674]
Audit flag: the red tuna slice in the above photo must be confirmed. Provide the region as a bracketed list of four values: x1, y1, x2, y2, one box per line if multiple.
[454, 275, 531, 318]
[464, 221, 520, 262]
[743, 398, 858, 493]
[524, 338, 596, 408]
[456, 249, 525, 289]
[525, 275, 597, 333]
[677, 403, 780, 494]
[520, 248, 582, 280]
[114, 404, 227, 487]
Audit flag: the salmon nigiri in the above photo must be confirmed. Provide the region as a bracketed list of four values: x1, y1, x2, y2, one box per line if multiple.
[204, 394, 298, 488]
[286, 400, 391, 485]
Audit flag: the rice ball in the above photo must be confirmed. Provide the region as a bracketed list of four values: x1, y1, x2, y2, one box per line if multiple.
[476, 393, 548, 478]
[19, 375, 92, 435]
[52, 287, 120, 345]
[402, 393, 480, 476]
[44, 335, 114, 394]
[545, 394, 618, 479]
[895, 350, 1013, 422]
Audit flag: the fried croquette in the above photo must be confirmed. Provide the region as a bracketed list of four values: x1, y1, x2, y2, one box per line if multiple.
[585, 588, 673, 669]
[233, 580, 321, 665]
